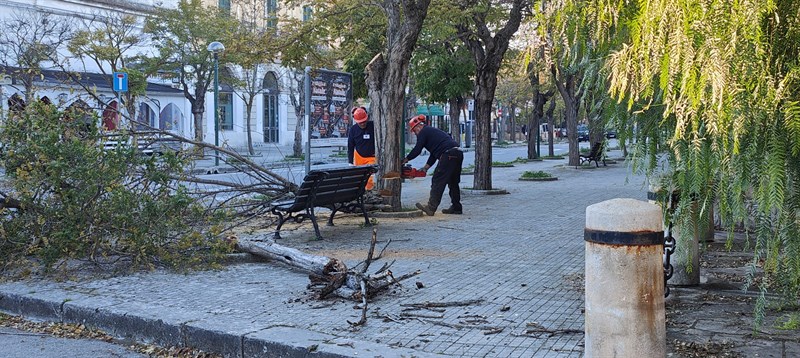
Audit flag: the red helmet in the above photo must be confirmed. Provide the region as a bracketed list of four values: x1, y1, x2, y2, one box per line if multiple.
[408, 114, 426, 129]
[353, 108, 368, 123]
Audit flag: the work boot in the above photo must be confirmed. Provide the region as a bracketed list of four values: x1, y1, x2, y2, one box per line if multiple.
[416, 202, 435, 216]
[441, 206, 462, 215]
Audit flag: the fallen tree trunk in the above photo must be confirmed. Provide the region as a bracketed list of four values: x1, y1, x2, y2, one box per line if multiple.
[233, 231, 420, 304]
[235, 237, 343, 277]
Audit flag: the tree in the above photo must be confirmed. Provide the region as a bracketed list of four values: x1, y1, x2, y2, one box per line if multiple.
[67, 11, 149, 127]
[521, 25, 556, 158]
[363, 0, 432, 210]
[224, 0, 280, 155]
[495, 63, 532, 146]
[456, 0, 526, 190]
[0, 11, 72, 103]
[278, 12, 338, 158]
[582, 0, 800, 320]
[144, 0, 239, 144]
[410, 2, 475, 147]
[0, 104, 232, 272]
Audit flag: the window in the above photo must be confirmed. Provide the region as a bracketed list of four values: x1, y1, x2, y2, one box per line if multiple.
[219, 0, 231, 12]
[262, 72, 279, 143]
[159, 103, 184, 132]
[302, 6, 313, 22]
[137, 102, 156, 130]
[265, 0, 278, 28]
[219, 92, 233, 130]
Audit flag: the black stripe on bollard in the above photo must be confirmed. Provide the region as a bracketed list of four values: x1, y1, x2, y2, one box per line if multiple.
[584, 229, 664, 245]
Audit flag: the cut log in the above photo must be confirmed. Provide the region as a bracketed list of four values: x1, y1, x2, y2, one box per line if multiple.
[232, 235, 421, 302]
[234, 237, 344, 277]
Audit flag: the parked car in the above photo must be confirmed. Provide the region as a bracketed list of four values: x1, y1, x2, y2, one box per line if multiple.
[605, 130, 617, 139]
[577, 125, 589, 142]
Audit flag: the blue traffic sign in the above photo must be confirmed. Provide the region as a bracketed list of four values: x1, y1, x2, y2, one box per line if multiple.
[113, 72, 128, 92]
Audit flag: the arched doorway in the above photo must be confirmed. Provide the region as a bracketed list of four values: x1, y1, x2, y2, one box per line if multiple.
[102, 101, 119, 130]
[262, 72, 279, 143]
[159, 103, 184, 132]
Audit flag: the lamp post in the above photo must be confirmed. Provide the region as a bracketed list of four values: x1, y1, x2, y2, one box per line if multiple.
[207, 41, 225, 166]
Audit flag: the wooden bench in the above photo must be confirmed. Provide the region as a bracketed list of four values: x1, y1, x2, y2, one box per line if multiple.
[269, 165, 377, 240]
[579, 142, 606, 168]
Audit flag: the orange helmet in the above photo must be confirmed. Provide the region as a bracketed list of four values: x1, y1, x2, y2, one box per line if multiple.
[353, 107, 368, 123]
[408, 114, 426, 129]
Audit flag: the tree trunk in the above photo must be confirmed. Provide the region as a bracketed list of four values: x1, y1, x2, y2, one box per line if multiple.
[288, 72, 304, 158]
[245, 96, 255, 155]
[237, 238, 340, 276]
[552, 65, 581, 166]
[191, 97, 205, 144]
[234, 235, 419, 301]
[510, 104, 517, 143]
[364, 0, 430, 210]
[528, 93, 547, 159]
[293, 126, 303, 158]
[245, 67, 258, 156]
[458, 0, 524, 190]
[448, 97, 463, 147]
[546, 98, 556, 157]
[564, 97, 579, 166]
[367, 53, 404, 209]
[473, 70, 497, 190]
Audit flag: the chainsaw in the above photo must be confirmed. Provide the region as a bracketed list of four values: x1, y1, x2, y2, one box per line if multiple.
[401, 165, 427, 179]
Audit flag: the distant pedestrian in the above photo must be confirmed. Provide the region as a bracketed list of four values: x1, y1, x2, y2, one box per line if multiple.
[402, 115, 463, 216]
[521, 124, 527, 136]
[347, 107, 375, 190]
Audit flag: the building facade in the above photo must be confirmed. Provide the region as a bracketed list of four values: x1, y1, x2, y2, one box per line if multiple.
[0, 0, 301, 150]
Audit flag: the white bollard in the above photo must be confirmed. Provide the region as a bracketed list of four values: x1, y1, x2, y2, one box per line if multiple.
[585, 198, 666, 357]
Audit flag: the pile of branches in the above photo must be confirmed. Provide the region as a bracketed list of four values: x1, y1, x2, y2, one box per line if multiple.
[0, 105, 298, 272]
[234, 228, 421, 326]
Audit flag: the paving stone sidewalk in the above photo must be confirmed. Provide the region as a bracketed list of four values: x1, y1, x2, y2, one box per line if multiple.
[0, 146, 795, 357]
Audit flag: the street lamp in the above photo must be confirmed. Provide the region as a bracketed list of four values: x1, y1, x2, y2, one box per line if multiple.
[207, 41, 225, 166]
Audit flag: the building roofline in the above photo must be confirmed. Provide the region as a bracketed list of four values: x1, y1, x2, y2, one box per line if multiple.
[0, 65, 184, 95]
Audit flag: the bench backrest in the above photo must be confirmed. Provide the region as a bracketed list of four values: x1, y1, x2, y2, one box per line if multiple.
[587, 142, 603, 158]
[286, 165, 376, 211]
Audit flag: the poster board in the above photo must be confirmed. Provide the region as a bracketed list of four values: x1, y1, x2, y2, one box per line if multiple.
[309, 69, 353, 147]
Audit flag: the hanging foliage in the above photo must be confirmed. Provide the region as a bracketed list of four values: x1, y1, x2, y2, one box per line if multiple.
[581, 0, 800, 321]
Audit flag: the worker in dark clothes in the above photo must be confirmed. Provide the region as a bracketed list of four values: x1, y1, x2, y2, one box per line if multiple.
[347, 107, 375, 190]
[402, 114, 464, 216]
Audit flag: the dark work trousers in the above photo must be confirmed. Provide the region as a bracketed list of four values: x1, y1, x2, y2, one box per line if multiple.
[428, 148, 464, 211]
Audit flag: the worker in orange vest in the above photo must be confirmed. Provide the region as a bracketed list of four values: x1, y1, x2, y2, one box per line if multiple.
[347, 107, 375, 190]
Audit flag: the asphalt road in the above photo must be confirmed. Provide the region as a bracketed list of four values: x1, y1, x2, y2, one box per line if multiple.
[0, 326, 144, 358]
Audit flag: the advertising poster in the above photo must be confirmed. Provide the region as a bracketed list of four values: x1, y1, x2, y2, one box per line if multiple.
[309, 69, 353, 147]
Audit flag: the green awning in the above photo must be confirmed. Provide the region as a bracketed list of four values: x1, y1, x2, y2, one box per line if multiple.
[416, 104, 445, 116]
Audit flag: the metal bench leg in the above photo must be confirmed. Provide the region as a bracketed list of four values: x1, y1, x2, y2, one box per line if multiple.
[272, 209, 287, 240]
[307, 207, 323, 240]
[327, 206, 339, 226]
[359, 197, 371, 227]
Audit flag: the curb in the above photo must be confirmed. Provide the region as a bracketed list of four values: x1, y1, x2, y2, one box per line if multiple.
[519, 177, 558, 181]
[460, 188, 510, 195]
[0, 290, 442, 358]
